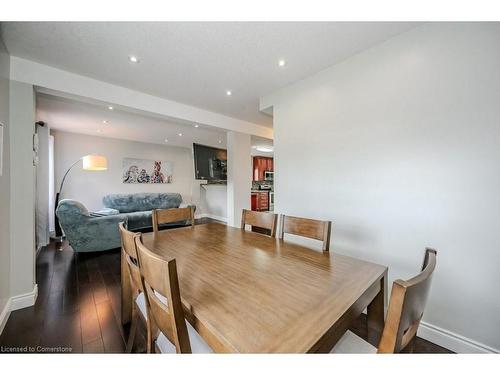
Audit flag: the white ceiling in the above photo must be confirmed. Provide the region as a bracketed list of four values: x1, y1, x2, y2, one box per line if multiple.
[36, 93, 228, 149]
[3, 22, 421, 126]
[36, 93, 273, 154]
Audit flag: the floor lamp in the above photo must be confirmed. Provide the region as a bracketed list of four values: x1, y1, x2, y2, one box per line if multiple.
[55, 154, 108, 239]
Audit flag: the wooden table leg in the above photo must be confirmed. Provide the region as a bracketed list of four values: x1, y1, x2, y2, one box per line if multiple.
[367, 273, 386, 347]
[121, 249, 132, 325]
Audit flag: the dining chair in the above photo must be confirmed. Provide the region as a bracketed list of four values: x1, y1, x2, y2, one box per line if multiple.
[152, 207, 195, 233]
[241, 209, 278, 237]
[118, 222, 146, 353]
[331, 248, 438, 354]
[279, 214, 332, 251]
[134, 236, 213, 354]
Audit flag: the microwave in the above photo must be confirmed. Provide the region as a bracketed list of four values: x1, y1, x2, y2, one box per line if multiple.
[264, 171, 274, 181]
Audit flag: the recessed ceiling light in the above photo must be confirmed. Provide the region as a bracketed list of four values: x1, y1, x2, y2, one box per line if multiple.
[178, 133, 183, 137]
[164, 138, 169, 143]
[226, 90, 232, 96]
[256, 146, 274, 153]
[194, 124, 199, 128]
[102, 120, 109, 124]
[278, 59, 286, 67]
[128, 55, 139, 63]
[218, 139, 222, 144]
[108, 106, 114, 110]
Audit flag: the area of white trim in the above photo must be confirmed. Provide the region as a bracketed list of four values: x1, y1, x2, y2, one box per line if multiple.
[10, 284, 38, 312]
[0, 298, 12, 335]
[419, 321, 499, 354]
[10, 57, 273, 139]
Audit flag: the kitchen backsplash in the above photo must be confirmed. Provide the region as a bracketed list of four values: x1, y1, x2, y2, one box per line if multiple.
[252, 180, 274, 191]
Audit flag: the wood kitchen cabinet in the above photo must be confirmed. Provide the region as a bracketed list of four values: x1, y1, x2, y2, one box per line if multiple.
[253, 156, 274, 181]
[251, 193, 257, 211]
[251, 191, 269, 211]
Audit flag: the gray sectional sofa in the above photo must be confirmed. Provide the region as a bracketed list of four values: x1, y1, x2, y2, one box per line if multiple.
[56, 192, 194, 253]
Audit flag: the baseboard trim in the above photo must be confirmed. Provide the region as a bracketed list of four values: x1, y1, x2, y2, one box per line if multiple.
[196, 213, 228, 223]
[10, 284, 38, 311]
[0, 298, 12, 335]
[419, 321, 499, 354]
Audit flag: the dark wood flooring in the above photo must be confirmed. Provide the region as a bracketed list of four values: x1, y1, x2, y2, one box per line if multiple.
[0, 218, 452, 354]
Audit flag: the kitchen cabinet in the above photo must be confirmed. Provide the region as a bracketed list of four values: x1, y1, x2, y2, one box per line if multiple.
[251, 193, 257, 211]
[253, 156, 273, 181]
[251, 191, 269, 211]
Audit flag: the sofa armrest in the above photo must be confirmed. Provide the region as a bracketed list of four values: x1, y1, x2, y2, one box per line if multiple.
[69, 214, 128, 252]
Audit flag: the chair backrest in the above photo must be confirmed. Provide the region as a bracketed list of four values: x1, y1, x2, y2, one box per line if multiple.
[279, 214, 332, 251]
[118, 222, 143, 295]
[152, 207, 195, 233]
[135, 236, 191, 353]
[377, 248, 437, 353]
[241, 209, 278, 237]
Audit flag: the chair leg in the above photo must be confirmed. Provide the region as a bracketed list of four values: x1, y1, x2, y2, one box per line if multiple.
[126, 305, 138, 353]
[146, 317, 156, 354]
[146, 325, 153, 354]
[146, 324, 160, 354]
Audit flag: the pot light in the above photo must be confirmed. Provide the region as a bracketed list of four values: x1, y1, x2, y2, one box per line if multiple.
[128, 55, 139, 63]
[218, 139, 222, 144]
[278, 59, 286, 67]
[102, 120, 109, 124]
[194, 124, 199, 128]
[178, 133, 183, 137]
[256, 146, 273, 153]
[108, 106, 114, 110]
[164, 138, 169, 143]
[226, 90, 232, 96]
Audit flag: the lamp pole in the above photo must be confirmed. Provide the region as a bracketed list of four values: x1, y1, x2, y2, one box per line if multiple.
[54, 157, 83, 239]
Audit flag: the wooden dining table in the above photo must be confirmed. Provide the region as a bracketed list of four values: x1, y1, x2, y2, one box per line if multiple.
[121, 222, 387, 353]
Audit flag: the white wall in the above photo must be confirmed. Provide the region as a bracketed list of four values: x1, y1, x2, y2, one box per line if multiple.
[53, 130, 227, 221]
[53, 130, 197, 211]
[35, 123, 50, 250]
[226, 131, 251, 227]
[9, 80, 36, 300]
[199, 185, 227, 221]
[0, 35, 11, 329]
[264, 23, 500, 353]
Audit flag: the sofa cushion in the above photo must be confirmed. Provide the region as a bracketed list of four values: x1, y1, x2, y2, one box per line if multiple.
[102, 193, 182, 213]
[93, 208, 120, 216]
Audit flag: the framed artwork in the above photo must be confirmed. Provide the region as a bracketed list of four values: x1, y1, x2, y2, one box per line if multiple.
[122, 157, 173, 184]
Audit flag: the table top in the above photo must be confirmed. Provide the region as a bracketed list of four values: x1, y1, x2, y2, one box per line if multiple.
[141, 222, 387, 353]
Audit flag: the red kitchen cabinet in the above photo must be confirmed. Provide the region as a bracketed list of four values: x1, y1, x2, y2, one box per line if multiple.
[251, 193, 257, 211]
[267, 158, 274, 172]
[253, 156, 273, 181]
[256, 191, 269, 211]
[251, 191, 269, 211]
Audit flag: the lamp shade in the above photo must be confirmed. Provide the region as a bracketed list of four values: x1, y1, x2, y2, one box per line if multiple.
[82, 154, 108, 171]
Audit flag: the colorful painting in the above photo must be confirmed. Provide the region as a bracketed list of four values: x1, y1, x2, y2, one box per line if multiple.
[122, 158, 173, 184]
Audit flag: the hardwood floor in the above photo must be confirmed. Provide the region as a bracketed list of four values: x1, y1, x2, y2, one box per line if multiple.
[0, 218, 453, 354]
